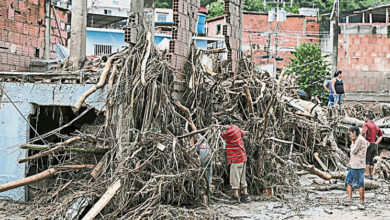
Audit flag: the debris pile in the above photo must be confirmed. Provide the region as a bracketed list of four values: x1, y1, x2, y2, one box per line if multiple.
[2, 34, 389, 219]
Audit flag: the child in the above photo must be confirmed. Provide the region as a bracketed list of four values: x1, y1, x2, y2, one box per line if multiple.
[218, 115, 251, 203]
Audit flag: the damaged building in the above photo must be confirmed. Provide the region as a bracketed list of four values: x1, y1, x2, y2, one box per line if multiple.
[325, 4, 390, 102]
[0, 0, 70, 71]
[0, 73, 105, 200]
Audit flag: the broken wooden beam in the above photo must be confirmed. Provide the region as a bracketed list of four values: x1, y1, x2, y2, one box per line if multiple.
[81, 179, 122, 220]
[21, 144, 109, 154]
[0, 165, 95, 193]
[18, 136, 82, 163]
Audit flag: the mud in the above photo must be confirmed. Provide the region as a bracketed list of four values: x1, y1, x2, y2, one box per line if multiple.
[213, 174, 390, 220]
[1, 174, 389, 219]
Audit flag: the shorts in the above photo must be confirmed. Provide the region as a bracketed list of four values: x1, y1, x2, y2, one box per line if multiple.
[345, 168, 365, 188]
[366, 143, 378, 166]
[230, 162, 247, 190]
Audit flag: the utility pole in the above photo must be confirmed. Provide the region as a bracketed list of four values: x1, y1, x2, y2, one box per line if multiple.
[330, 0, 339, 73]
[70, 0, 87, 70]
[44, 0, 51, 60]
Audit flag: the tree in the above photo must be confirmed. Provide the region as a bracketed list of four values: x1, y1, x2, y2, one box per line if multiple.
[155, 0, 172, 8]
[207, 0, 224, 19]
[286, 42, 330, 102]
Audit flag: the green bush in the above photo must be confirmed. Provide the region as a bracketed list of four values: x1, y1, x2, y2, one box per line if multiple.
[286, 42, 330, 103]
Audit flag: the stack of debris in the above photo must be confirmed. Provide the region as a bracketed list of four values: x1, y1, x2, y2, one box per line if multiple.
[1, 33, 389, 219]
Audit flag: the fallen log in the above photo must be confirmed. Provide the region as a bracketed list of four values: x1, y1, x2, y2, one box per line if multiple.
[269, 151, 379, 189]
[21, 144, 108, 154]
[73, 49, 128, 112]
[313, 152, 328, 172]
[243, 86, 255, 115]
[19, 136, 82, 163]
[81, 179, 122, 220]
[341, 116, 364, 126]
[0, 165, 95, 193]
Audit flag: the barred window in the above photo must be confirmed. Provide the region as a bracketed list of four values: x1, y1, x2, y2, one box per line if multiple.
[94, 44, 112, 56]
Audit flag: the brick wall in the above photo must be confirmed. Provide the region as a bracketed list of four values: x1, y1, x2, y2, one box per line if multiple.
[168, 0, 200, 74]
[207, 13, 320, 68]
[0, 0, 69, 72]
[206, 16, 225, 37]
[338, 33, 390, 92]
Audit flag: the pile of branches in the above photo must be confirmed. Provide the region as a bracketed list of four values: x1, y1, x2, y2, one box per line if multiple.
[8, 33, 388, 219]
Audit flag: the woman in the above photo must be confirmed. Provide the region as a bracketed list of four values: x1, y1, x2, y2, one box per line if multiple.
[323, 76, 335, 106]
[345, 126, 369, 206]
[332, 70, 346, 105]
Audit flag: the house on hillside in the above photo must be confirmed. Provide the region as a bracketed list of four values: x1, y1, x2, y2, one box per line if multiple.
[324, 4, 390, 101]
[206, 9, 320, 70]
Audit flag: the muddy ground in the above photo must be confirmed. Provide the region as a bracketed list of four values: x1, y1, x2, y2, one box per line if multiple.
[214, 174, 390, 219]
[1, 174, 389, 219]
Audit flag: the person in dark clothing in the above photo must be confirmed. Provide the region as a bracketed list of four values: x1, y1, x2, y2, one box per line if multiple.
[218, 115, 251, 203]
[362, 113, 383, 180]
[331, 70, 346, 105]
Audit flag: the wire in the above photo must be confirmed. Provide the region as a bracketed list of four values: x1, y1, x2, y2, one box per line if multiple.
[0, 86, 47, 145]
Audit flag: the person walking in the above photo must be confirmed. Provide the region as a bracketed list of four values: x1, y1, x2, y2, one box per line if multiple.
[363, 113, 383, 180]
[331, 70, 346, 105]
[218, 115, 251, 203]
[345, 126, 369, 208]
[323, 76, 335, 106]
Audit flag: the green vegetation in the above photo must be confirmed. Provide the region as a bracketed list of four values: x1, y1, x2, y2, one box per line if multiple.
[286, 42, 330, 101]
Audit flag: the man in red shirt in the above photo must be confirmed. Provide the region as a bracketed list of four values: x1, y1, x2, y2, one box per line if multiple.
[218, 115, 251, 203]
[362, 113, 383, 180]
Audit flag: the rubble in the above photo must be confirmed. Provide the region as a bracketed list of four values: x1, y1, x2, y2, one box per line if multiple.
[0, 33, 389, 219]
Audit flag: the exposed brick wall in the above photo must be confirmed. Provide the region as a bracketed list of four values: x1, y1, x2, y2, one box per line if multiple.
[205, 16, 225, 37]
[168, 0, 200, 75]
[207, 13, 320, 68]
[337, 33, 390, 92]
[0, 0, 69, 72]
[223, 0, 241, 74]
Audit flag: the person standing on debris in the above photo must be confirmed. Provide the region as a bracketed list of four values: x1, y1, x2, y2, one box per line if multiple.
[345, 126, 369, 206]
[363, 113, 383, 180]
[194, 134, 212, 184]
[218, 115, 251, 203]
[194, 134, 212, 205]
[323, 76, 335, 106]
[331, 70, 346, 105]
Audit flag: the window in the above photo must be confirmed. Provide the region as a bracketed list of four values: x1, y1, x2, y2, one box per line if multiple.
[94, 44, 112, 56]
[34, 48, 40, 58]
[104, 9, 112, 15]
[216, 24, 221, 35]
[157, 13, 167, 22]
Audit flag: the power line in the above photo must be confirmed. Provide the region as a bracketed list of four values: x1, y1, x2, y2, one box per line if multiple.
[0, 86, 47, 145]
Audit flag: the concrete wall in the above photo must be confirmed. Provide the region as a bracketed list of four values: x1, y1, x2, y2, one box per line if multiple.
[86, 28, 127, 56]
[0, 0, 70, 71]
[0, 82, 105, 200]
[338, 24, 390, 92]
[87, 0, 130, 17]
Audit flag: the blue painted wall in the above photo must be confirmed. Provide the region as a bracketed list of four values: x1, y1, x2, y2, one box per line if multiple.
[155, 35, 172, 45]
[195, 39, 208, 50]
[86, 29, 128, 56]
[197, 13, 206, 34]
[86, 13, 208, 55]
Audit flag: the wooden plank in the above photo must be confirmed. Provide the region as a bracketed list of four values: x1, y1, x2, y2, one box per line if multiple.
[81, 179, 122, 220]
